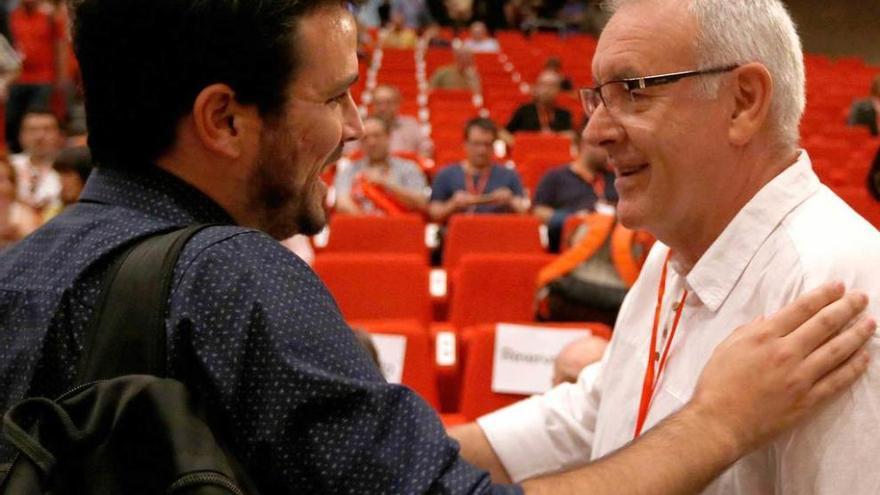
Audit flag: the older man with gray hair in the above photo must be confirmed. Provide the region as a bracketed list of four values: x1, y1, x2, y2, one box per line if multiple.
[450, 0, 880, 492]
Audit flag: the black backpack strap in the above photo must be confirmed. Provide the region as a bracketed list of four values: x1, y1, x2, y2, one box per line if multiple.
[75, 224, 217, 383]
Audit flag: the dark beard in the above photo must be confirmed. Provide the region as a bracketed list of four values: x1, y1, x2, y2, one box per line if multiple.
[246, 131, 327, 240]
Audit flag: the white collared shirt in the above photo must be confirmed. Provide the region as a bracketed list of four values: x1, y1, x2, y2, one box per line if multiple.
[479, 152, 880, 493]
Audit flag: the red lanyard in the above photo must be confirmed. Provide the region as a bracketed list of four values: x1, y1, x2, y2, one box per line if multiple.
[538, 105, 553, 131]
[633, 251, 688, 438]
[465, 164, 491, 196]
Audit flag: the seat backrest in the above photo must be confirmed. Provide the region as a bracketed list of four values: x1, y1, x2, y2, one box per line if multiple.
[449, 253, 556, 329]
[443, 214, 546, 271]
[324, 214, 427, 258]
[457, 322, 611, 420]
[313, 254, 432, 324]
[353, 319, 440, 409]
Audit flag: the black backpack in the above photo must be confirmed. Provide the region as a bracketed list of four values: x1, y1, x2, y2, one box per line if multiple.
[0, 225, 259, 494]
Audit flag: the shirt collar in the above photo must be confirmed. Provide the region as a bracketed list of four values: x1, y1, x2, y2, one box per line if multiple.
[682, 151, 821, 311]
[80, 165, 236, 225]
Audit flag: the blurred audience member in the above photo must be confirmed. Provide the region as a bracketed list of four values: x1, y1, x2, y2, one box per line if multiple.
[533, 133, 617, 252]
[544, 56, 573, 91]
[847, 75, 880, 136]
[462, 21, 499, 53]
[10, 108, 63, 212]
[552, 335, 608, 386]
[357, 0, 385, 28]
[501, 69, 573, 144]
[429, 117, 527, 222]
[371, 84, 434, 156]
[557, 0, 589, 31]
[444, 0, 473, 26]
[429, 46, 481, 92]
[41, 145, 91, 220]
[0, 159, 41, 249]
[391, 0, 434, 29]
[6, 0, 67, 153]
[381, 12, 418, 49]
[336, 116, 428, 215]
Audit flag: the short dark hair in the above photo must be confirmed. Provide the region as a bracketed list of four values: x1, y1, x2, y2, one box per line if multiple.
[53, 146, 93, 183]
[463, 117, 497, 141]
[71, 0, 350, 169]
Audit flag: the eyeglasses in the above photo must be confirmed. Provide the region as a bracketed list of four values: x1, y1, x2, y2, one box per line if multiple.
[578, 64, 739, 119]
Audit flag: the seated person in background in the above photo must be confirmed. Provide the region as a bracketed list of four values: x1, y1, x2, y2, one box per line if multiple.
[462, 21, 499, 53]
[53, 146, 92, 207]
[0, 159, 41, 249]
[429, 46, 481, 93]
[533, 133, 617, 252]
[544, 56, 573, 91]
[10, 108, 64, 213]
[371, 84, 434, 157]
[335, 116, 429, 215]
[501, 70, 574, 145]
[42, 145, 93, 220]
[429, 117, 529, 222]
[847, 75, 879, 136]
[380, 12, 418, 49]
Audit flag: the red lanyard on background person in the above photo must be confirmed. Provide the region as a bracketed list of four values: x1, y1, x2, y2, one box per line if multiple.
[464, 163, 491, 196]
[634, 250, 689, 439]
[537, 104, 554, 131]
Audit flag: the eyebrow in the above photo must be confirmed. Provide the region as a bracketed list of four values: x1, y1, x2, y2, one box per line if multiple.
[329, 73, 359, 96]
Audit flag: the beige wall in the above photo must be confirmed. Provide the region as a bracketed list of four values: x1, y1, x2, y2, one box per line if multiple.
[784, 0, 880, 65]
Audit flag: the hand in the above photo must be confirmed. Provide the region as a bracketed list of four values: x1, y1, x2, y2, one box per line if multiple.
[362, 168, 387, 188]
[488, 187, 514, 206]
[451, 191, 476, 210]
[690, 282, 874, 454]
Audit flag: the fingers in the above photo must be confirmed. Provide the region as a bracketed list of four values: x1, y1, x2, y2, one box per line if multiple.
[802, 346, 871, 411]
[784, 291, 869, 357]
[801, 314, 875, 385]
[765, 282, 846, 338]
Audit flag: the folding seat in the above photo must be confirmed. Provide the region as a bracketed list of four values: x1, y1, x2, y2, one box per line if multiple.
[448, 253, 556, 329]
[445, 321, 612, 422]
[323, 214, 428, 257]
[313, 254, 432, 325]
[354, 319, 440, 409]
[442, 214, 546, 272]
[511, 132, 573, 166]
[518, 155, 572, 196]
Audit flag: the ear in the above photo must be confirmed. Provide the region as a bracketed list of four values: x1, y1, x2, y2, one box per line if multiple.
[191, 84, 260, 159]
[728, 63, 773, 146]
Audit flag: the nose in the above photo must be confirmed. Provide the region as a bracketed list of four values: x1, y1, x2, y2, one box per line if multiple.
[342, 93, 364, 143]
[583, 102, 624, 151]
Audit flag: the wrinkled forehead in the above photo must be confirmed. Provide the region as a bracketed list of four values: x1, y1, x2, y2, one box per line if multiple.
[592, 0, 698, 83]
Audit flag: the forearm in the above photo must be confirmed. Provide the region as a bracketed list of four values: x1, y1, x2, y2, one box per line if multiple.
[428, 200, 460, 223]
[522, 401, 740, 495]
[386, 184, 428, 212]
[532, 205, 554, 223]
[448, 423, 513, 484]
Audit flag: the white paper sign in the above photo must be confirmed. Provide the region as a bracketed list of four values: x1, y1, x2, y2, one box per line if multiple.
[491, 323, 591, 395]
[370, 333, 407, 384]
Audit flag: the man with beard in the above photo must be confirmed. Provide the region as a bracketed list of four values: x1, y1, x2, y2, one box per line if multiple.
[0, 0, 874, 493]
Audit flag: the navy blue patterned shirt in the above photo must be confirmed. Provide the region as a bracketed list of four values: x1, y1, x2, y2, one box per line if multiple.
[0, 166, 522, 494]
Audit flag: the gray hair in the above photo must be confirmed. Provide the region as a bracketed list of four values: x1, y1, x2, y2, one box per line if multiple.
[603, 0, 805, 148]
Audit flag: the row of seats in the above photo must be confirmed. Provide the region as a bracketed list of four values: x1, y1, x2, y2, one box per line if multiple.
[352, 319, 611, 419]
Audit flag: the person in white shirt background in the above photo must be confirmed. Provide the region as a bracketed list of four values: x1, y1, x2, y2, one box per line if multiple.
[449, 0, 880, 493]
[10, 107, 63, 213]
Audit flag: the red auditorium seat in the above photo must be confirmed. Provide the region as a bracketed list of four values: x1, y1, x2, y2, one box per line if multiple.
[448, 253, 557, 329]
[323, 214, 427, 257]
[511, 132, 572, 166]
[354, 319, 440, 409]
[449, 322, 612, 421]
[313, 254, 432, 325]
[519, 155, 571, 195]
[442, 214, 546, 271]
